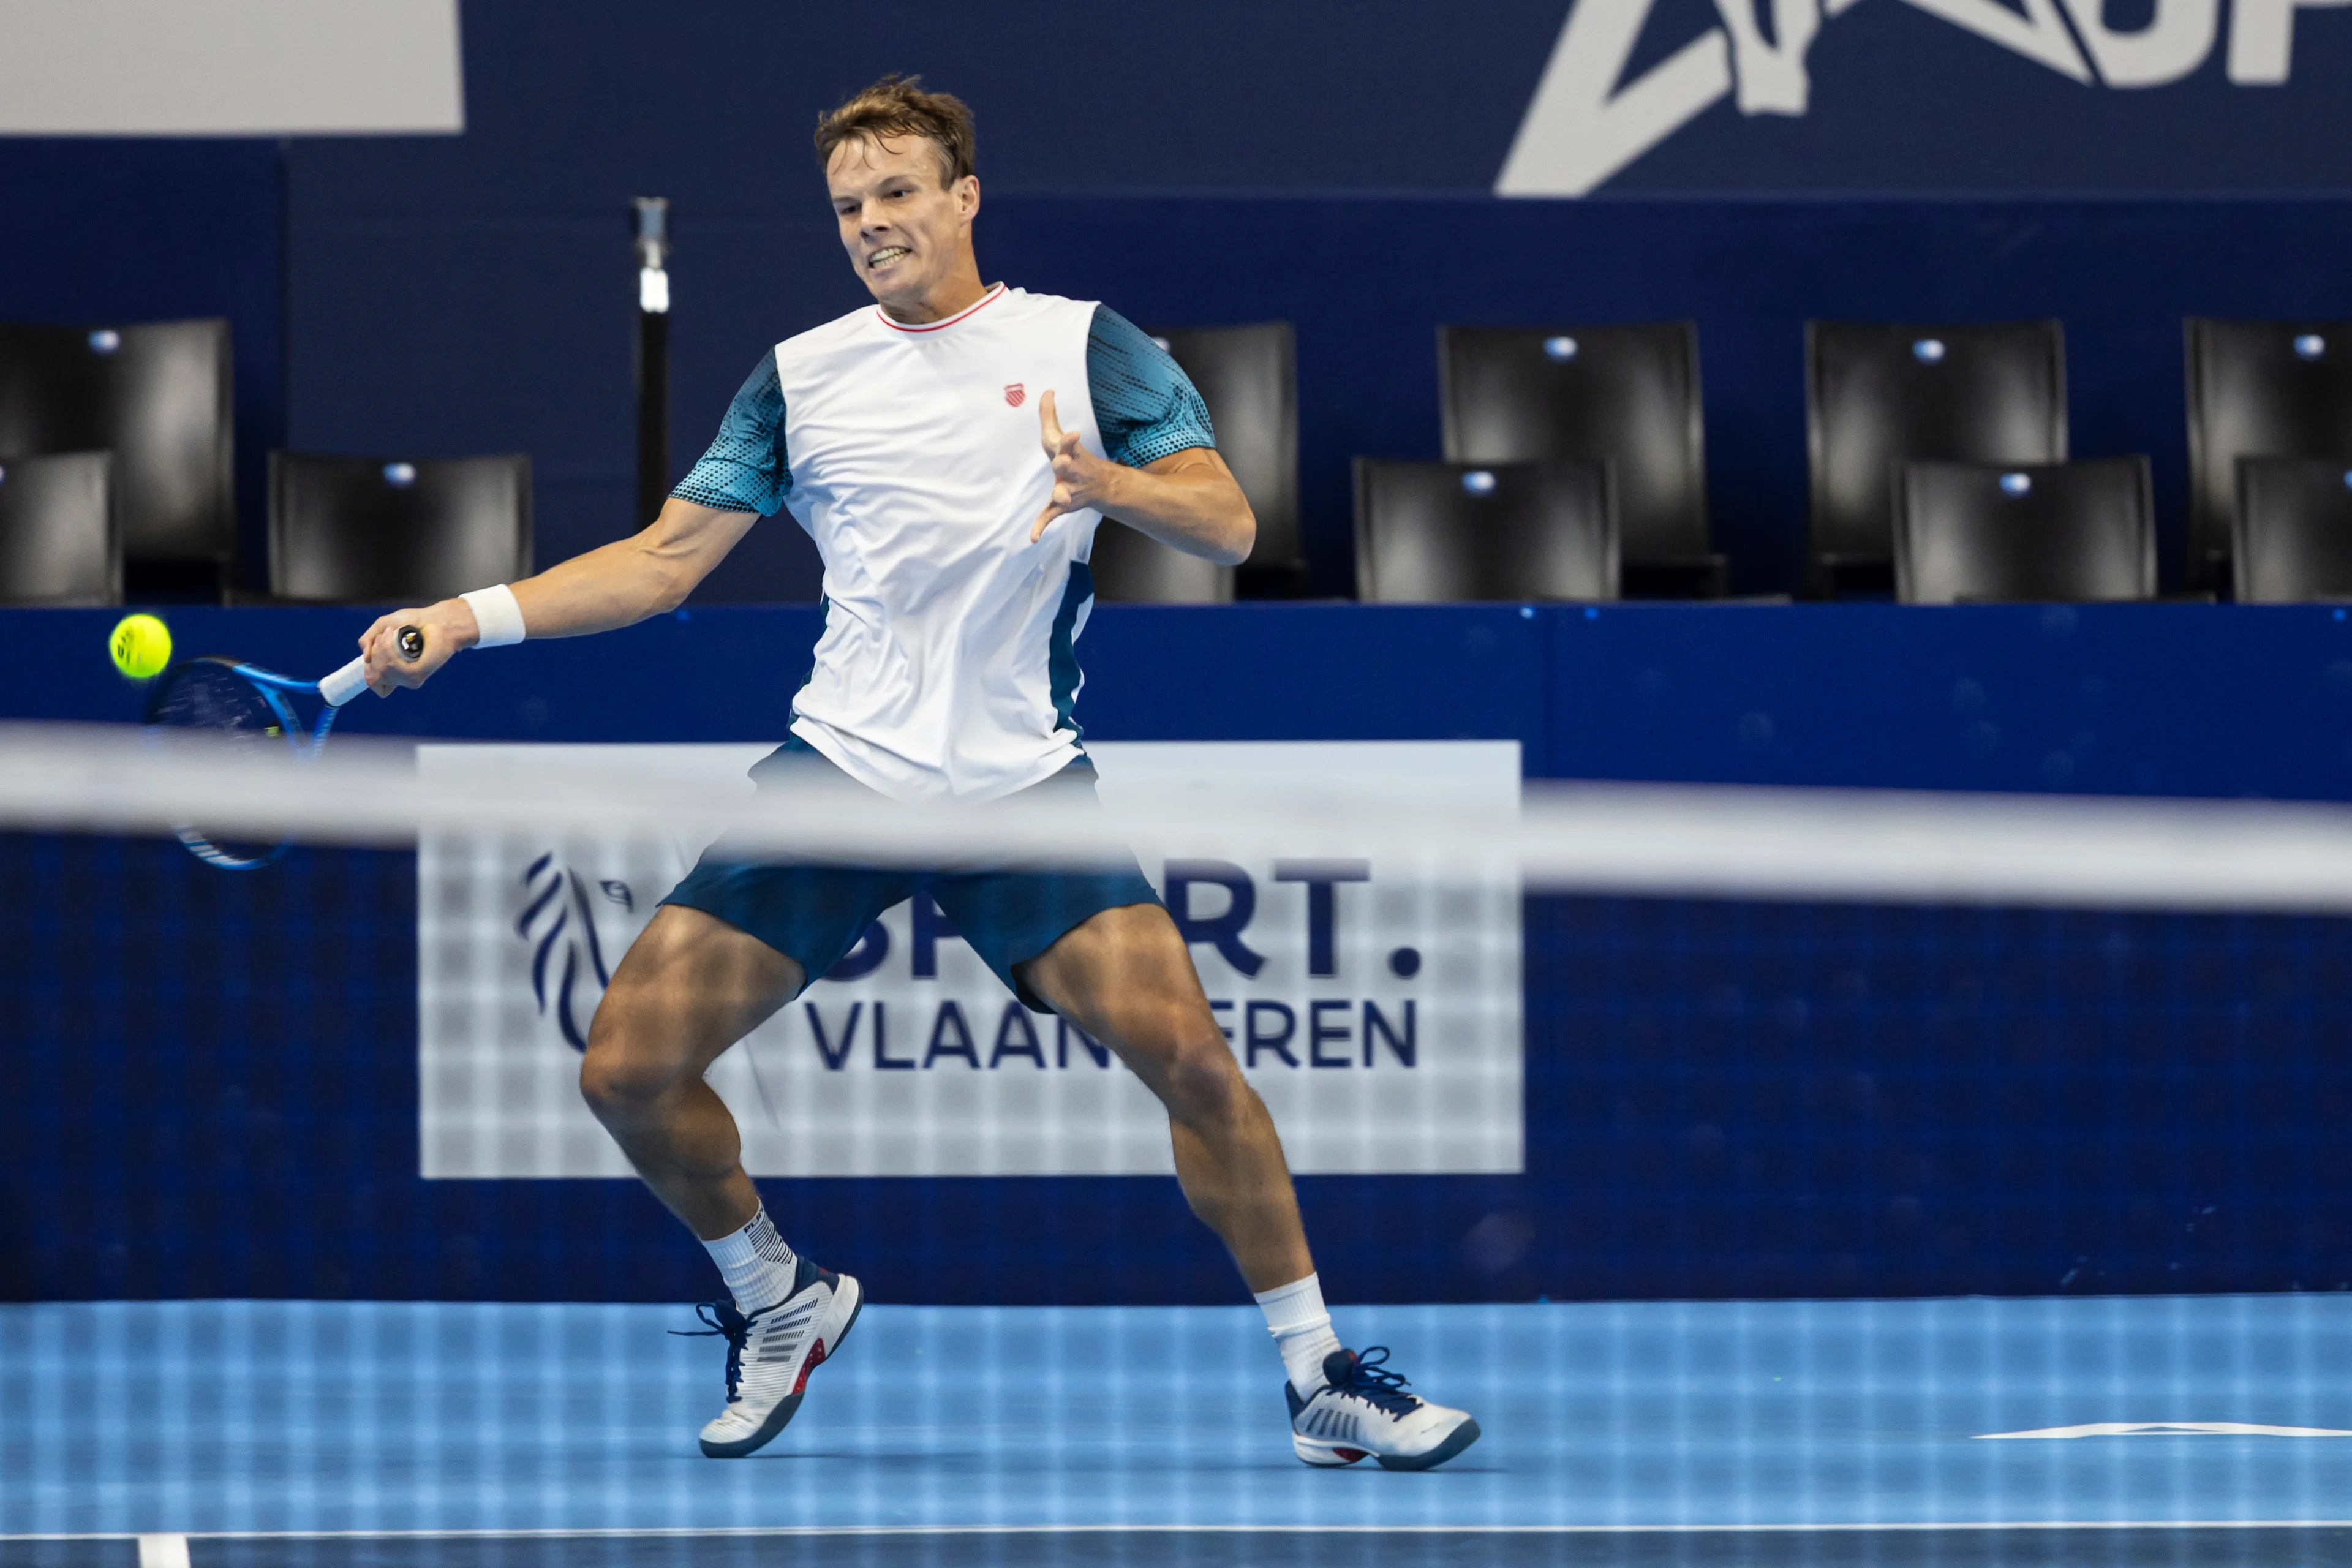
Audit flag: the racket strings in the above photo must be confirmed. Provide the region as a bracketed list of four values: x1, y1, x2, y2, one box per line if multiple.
[144, 659, 318, 869]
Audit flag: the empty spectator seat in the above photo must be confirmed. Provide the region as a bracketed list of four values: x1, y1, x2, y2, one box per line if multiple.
[2185, 319, 2352, 595]
[1893, 458, 2154, 605]
[1440, 322, 1722, 596]
[1808, 321, 2067, 598]
[0, 319, 233, 595]
[0, 451, 118, 606]
[269, 453, 530, 604]
[1354, 458, 1616, 603]
[1087, 323, 1295, 602]
[2233, 456, 2352, 603]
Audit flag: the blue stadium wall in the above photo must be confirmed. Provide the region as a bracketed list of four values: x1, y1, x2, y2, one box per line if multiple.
[3, 603, 2351, 1306]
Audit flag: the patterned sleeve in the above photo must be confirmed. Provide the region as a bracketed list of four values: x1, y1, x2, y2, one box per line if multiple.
[1087, 306, 1216, 469]
[671, 354, 791, 514]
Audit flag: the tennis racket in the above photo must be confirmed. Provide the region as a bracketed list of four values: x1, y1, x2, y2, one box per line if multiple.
[143, 625, 423, 869]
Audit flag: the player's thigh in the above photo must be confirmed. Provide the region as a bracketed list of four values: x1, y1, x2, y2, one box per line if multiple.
[1019, 902, 1238, 1109]
[584, 905, 805, 1099]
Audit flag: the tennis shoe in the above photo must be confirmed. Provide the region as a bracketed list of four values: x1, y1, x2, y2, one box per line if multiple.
[1286, 1346, 1480, 1471]
[675, 1256, 863, 1458]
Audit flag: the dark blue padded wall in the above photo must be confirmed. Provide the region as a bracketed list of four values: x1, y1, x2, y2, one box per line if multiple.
[5, 603, 2351, 1305]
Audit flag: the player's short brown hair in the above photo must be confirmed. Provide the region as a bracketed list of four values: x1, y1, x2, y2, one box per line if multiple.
[814, 75, 975, 187]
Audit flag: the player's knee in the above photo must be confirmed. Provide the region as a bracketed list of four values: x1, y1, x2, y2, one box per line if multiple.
[1157, 1027, 1250, 1129]
[579, 997, 682, 1118]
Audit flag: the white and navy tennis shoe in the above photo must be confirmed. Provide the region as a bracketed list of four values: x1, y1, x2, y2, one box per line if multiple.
[677, 1257, 863, 1458]
[1286, 1346, 1481, 1471]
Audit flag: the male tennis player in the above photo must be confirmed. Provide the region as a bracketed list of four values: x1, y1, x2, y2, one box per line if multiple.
[358, 76, 1478, 1471]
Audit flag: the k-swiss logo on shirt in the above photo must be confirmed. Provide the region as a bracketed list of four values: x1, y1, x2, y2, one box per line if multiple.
[1003, 383, 1025, 408]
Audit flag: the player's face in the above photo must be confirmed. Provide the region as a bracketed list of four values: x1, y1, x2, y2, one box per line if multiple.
[827, 136, 979, 317]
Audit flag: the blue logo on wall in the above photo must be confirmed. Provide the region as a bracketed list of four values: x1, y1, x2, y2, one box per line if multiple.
[515, 853, 633, 1051]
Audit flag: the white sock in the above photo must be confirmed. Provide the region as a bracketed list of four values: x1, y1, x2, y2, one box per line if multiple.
[701, 1205, 799, 1315]
[1256, 1273, 1343, 1398]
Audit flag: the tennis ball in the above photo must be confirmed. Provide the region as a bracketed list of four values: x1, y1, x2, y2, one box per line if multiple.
[109, 612, 172, 680]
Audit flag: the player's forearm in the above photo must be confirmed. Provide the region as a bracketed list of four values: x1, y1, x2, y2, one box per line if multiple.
[1095, 464, 1256, 566]
[503, 533, 701, 639]
[358, 501, 751, 691]
[448, 500, 752, 646]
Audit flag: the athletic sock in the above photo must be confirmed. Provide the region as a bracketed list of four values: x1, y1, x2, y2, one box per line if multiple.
[702, 1204, 799, 1315]
[1255, 1273, 1344, 1399]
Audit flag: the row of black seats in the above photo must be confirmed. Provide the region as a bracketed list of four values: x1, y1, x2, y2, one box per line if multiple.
[1352, 451, 2245, 606]
[6, 315, 2349, 606]
[0, 445, 532, 606]
[1094, 317, 2352, 604]
[0, 318, 531, 606]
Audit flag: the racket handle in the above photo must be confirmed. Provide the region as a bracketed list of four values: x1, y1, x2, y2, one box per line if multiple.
[319, 657, 369, 708]
[321, 624, 425, 707]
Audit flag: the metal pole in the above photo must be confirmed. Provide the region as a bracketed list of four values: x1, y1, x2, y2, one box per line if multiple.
[632, 197, 670, 529]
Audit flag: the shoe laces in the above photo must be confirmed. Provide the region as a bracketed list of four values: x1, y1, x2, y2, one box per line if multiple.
[670, 1299, 767, 1404]
[1328, 1346, 1420, 1416]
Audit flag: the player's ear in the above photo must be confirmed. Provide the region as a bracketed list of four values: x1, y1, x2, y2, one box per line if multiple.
[956, 174, 980, 222]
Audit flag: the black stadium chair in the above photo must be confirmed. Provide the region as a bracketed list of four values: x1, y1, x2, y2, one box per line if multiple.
[0, 318, 233, 596]
[2233, 456, 2352, 603]
[1087, 323, 1295, 604]
[0, 451, 119, 606]
[1893, 458, 2154, 606]
[1439, 322, 1724, 596]
[1085, 521, 1230, 605]
[1354, 458, 1616, 604]
[1807, 321, 2067, 598]
[2186, 319, 2352, 595]
[269, 452, 531, 604]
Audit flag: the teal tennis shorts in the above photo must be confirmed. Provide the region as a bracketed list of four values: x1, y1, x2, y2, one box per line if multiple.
[660, 736, 1163, 1012]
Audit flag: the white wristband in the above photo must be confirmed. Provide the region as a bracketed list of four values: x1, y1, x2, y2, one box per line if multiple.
[460, 584, 526, 648]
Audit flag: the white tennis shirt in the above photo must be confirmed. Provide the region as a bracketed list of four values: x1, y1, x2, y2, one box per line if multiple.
[674, 285, 1218, 804]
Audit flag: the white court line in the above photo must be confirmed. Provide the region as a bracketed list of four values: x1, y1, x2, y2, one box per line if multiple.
[13, 1521, 2352, 1542]
[1978, 1422, 2352, 1439]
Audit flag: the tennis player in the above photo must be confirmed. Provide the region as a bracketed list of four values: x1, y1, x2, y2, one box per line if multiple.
[358, 75, 1478, 1471]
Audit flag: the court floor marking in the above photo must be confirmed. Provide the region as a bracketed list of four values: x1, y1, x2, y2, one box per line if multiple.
[1975, 1422, 2352, 1439]
[20, 1521, 2352, 1546]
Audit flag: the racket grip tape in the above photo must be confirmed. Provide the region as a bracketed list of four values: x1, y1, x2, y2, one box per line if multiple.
[318, 625, 426, 708]
[319, 658, 369, 708]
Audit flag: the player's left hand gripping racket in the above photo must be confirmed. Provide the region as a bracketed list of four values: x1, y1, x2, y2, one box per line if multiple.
[143, 625, 423, 869]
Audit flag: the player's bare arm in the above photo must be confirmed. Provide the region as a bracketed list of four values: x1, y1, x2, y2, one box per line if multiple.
[1031, 390, 1255, 563]
[355, 498, 755, 693]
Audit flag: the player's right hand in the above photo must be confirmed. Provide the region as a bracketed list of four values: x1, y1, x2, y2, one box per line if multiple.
[360, 600, 477, 696]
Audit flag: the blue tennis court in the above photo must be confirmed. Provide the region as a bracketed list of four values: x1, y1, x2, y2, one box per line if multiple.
[8, 1295, 2352, 1564]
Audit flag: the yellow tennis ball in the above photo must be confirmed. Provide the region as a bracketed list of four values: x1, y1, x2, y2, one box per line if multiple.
[109, 612, 172, 680]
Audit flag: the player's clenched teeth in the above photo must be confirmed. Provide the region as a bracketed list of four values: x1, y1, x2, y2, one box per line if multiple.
[867, 246, 911, 269]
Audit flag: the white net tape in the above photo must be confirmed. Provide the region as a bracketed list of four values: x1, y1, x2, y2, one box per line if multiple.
[8, 721, 2352, 910]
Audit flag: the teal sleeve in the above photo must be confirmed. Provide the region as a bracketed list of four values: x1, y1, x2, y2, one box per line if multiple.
[1087, 306, 1216, 469]
[673, 355, 791, 514]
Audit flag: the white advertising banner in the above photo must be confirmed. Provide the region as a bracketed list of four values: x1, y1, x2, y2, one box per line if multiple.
[0, 0, 464, 135]
[417, 741, 1522, 1178]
